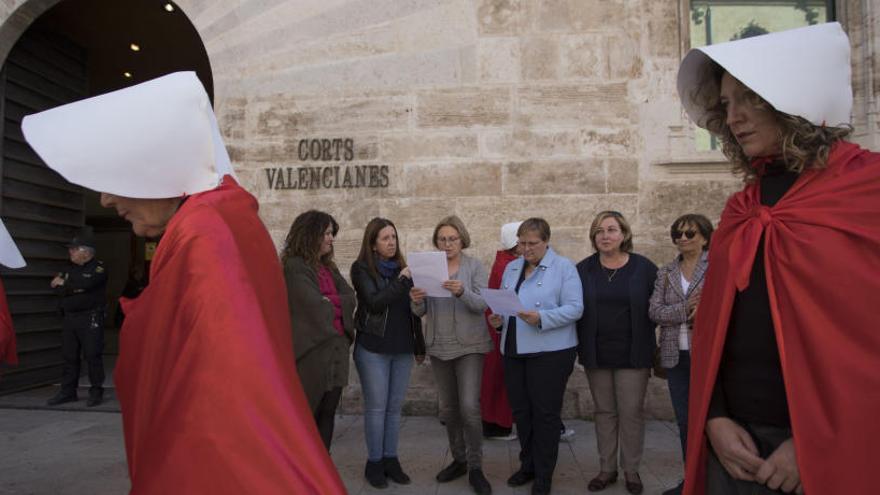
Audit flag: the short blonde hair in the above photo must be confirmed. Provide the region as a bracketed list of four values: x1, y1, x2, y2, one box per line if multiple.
[432, 215, 471, 249]
[517, 218, 551, 242]
[589, 211, 633, 253]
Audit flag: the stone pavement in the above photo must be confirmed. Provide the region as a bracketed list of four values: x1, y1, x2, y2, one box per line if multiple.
[0, 386, 684, 494]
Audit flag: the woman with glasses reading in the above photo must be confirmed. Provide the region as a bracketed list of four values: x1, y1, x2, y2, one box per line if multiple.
[410, 215, 492, 495]
[487, 218, 583, 495]
[576, 211, 658, 495]
[648, 214, 714, 495]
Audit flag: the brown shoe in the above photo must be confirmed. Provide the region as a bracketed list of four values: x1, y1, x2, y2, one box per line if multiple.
[624, 472, 643, 495]
[587, 471, 617, 492]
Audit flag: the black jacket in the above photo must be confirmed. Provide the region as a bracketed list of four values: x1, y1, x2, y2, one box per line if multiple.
[576, 252, 657, 368]
[57, 258, 107, 313]
[350, 260, 425, 355]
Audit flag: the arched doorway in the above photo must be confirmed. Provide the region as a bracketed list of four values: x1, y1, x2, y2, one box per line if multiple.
[0, 0, 211, 394]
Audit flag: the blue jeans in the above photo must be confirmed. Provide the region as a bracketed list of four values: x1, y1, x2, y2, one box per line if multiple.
[354, 345, 414, 462]
[666, 350, 690, 461]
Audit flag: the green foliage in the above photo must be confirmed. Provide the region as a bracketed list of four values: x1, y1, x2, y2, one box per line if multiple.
[731, 20, 770, 41]
[692, 6, 706, 26]
[794, 0, 820, 25]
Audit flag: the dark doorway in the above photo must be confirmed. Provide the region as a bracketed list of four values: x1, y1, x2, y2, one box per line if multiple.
[0, 0, 212, 394]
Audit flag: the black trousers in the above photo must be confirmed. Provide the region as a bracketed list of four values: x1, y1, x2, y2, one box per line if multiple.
[503, 347, 576, 483]
[314, 386, 343, 451]
[60, 310, 105, 396]
[708, 421, 792, 494]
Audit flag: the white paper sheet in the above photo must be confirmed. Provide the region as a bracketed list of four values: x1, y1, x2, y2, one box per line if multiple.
[482, 288, 526, 316]
[407, 251, 451, 298]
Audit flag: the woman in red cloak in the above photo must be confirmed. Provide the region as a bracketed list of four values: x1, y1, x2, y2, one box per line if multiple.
[480, 221, 521, 440]
[0, 219, 26, 369]
[22, 72, 345, 494]
[676, 23, 880, 495]
[0, 280, 15, 367]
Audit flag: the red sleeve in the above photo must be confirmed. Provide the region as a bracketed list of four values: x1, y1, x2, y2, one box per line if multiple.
[0, 279, 17, 365]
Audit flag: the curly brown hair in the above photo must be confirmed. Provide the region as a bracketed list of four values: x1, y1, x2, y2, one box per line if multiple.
[693, 60, 852, 182]
[281, 210, 339, 269]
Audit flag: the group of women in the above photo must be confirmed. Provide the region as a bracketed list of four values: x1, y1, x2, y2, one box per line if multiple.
[279, 21, 880, 495]
[280, 205, 714, 495]
[11, 19, 875, 495]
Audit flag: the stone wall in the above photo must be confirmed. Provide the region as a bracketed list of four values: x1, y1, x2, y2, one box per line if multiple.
[201, 0, 741, 420]
[841, 0, 880, 150]
[1, 0, 878, 420]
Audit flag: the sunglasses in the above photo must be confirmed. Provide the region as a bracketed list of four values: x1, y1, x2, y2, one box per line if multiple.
[671, 229, 697, 240]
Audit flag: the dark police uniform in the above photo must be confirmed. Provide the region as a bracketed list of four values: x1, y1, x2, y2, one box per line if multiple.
[55, 257, 107, 403]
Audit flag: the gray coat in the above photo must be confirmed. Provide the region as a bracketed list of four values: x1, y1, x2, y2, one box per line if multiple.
[411, 254, 492, 359]
[283, 256, 356, 412]
[648, 250, 709, 368]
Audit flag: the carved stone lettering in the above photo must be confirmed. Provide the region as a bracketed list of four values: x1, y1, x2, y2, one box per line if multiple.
[265, 138, 390, 189]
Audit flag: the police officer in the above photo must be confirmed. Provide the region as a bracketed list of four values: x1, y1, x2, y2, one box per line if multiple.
[47, 227, 107, 407]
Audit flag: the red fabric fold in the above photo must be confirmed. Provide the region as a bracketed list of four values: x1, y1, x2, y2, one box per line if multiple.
[0, 279, 17, 365]
[115, 177, 345, 494]
[317, 265, 344, 335]
[684, 141, 880, 495]
[480, 249, 518, 428]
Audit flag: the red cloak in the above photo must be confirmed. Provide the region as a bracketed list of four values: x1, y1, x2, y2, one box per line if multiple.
[0, 279, 17, 365]
[480, 248, 518, 428]
[684, 142, 880, 495]
[115, 177, 345, 494]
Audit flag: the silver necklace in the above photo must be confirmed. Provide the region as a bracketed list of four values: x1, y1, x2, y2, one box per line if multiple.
[601, 254, 628, 282]
[603, 266, 619, 282]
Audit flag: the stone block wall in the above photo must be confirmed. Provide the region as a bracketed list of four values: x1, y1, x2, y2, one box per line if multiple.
[174, 0, 880, 421]
[197, 0, 738, 421]
[2, 0, 878, 420]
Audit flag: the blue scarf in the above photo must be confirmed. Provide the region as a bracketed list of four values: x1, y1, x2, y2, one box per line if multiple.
[376, 258, 400, 279]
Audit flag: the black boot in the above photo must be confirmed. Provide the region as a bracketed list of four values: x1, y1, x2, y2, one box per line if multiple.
[364, 460, 387, 489]
[469, 468, 493, 494]
[382, 457, 411, 485]
[507, 468, 535, 487]
[531, 477, 552, 495]
[436, 459, 468, 482]
[662, 480, 684, 495]
[46, 392, 78, 406]
[87, 389, 104, 407]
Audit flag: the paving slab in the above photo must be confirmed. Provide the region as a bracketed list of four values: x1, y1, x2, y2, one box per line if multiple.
[0, 401, 683, 494]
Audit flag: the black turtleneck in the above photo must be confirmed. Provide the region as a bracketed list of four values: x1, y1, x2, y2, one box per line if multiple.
[707, 162, 798, 427]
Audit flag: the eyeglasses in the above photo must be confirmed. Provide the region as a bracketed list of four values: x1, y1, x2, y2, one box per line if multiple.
[517, 240, 544, 249]
[437, 236, 460, 245]
[671, 230, 697, 240]
[594, 227, 621, 236]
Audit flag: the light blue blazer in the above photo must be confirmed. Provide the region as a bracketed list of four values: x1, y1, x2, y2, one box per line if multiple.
[499, 247, 583, 355]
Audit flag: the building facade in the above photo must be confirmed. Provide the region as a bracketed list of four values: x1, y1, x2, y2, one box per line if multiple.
[0, 0, 877, 418]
